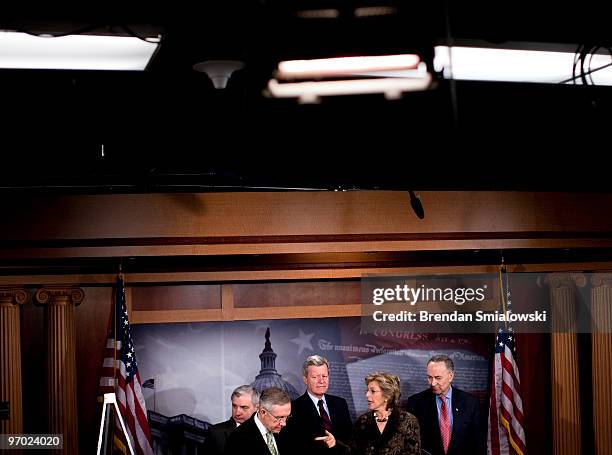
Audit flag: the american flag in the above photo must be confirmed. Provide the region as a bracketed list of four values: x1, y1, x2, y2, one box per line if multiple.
[487, 270, 527, 455]
[99, 276, 154, 455]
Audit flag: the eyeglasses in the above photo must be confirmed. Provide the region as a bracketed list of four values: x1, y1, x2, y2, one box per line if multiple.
[262, 408, 291, 423]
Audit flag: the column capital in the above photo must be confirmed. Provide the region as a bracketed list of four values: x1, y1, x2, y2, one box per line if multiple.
[35, 286, 84, 307]
[0, 287, 28, 306]
[591, 272, 612, 289]
[543, 272, 587, 289]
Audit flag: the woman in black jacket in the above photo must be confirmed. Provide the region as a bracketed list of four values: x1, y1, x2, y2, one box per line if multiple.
[351, 372, 421, 455]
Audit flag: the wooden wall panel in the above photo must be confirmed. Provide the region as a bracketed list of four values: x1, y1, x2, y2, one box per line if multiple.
[501, 278, 551, 454]
[74, 287, 113, 455]
[232, 281, 360, 308]
[2, 191, 612, 259]
[2, 262, 612, 288]
[130, 285, 221, 311]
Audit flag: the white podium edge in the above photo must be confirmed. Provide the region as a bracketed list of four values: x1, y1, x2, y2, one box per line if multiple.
[96, 392, 136, 455]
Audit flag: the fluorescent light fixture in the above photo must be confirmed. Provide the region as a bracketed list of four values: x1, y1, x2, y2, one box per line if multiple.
[434, 45, 612, 85]
[268, 54, 431, 102]
[0, 31, 160, 70]
[354, 6, 400, 17]
[295, 9, 340, 19]
[267, 74, 431, 103]
[276, 54, 421, 79]
[267, 54, 431, 103]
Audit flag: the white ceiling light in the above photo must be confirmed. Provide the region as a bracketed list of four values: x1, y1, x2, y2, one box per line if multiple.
[267, 76, 431, 103]
[434, 45, 612, 85]
[276, 54, 421, 79]
[268, 54, 431, 103]
[0, 31, 160, 70]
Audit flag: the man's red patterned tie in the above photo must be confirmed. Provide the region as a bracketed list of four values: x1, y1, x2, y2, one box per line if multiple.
[439, 395, 451, 453]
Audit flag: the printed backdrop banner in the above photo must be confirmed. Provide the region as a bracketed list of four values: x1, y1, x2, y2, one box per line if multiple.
[132, 317, 490, 424]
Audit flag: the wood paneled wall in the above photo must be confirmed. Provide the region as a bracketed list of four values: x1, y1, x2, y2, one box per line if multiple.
[2, 191, 612, 259]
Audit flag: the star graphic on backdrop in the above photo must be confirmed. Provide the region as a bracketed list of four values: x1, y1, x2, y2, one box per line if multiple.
[290, 330, 314, 354]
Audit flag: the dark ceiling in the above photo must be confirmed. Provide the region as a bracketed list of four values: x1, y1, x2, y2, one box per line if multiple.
[1, 2, 611, 193]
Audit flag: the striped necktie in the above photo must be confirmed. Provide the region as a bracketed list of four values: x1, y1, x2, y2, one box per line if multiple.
[439, 395, 451, 453]
[318, 399, 333, 433]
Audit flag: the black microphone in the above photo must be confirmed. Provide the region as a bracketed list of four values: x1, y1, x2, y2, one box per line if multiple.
[409, 191, 425, 219]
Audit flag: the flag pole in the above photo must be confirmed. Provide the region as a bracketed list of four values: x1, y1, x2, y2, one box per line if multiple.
[114, 261, 125, 391]
[113, 266, 120, 393]
[498, 253, 508, 331]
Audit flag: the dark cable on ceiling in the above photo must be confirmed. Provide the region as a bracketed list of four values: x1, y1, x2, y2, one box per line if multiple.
[561, 44, 612, 85]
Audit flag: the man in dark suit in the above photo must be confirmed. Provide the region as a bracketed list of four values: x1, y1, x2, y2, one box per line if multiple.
[225, 387, 294, 455]
[207, 385, 259, 455]
[287, 355, 352, 454]
[407, 354, 485, 455]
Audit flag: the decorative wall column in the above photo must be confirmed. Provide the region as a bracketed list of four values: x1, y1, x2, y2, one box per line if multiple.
[546, 273, 585, 455]
[0, 287, 28, 434]
[35, 286, 84, 455]
[591, 274, 612, 455]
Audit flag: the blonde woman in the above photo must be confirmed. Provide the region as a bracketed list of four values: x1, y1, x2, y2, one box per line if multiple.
[351, 372, 420, 455]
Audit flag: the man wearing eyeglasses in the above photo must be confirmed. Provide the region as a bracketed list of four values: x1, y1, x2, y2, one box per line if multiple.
[287, 355, 352, 455]
[225, 387, 294, 455]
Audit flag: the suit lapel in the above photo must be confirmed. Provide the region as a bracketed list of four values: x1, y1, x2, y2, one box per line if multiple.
[429, 390, 445, 454]
[325, 395, 337, 428]
[308, 394, 321, 420]
[247, 417, 272, 455]
[303, 393, 324, 432]
[274, 432, 284, 455]
[224, 418, 236, 438]
[449, 388, 464, 450]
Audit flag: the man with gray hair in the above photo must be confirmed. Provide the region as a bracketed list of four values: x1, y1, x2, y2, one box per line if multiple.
[407, 354, 484, 455]
[286, 355, 352, 454]
[206, 385, 260, 455]
[225, 387, 294, 455]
